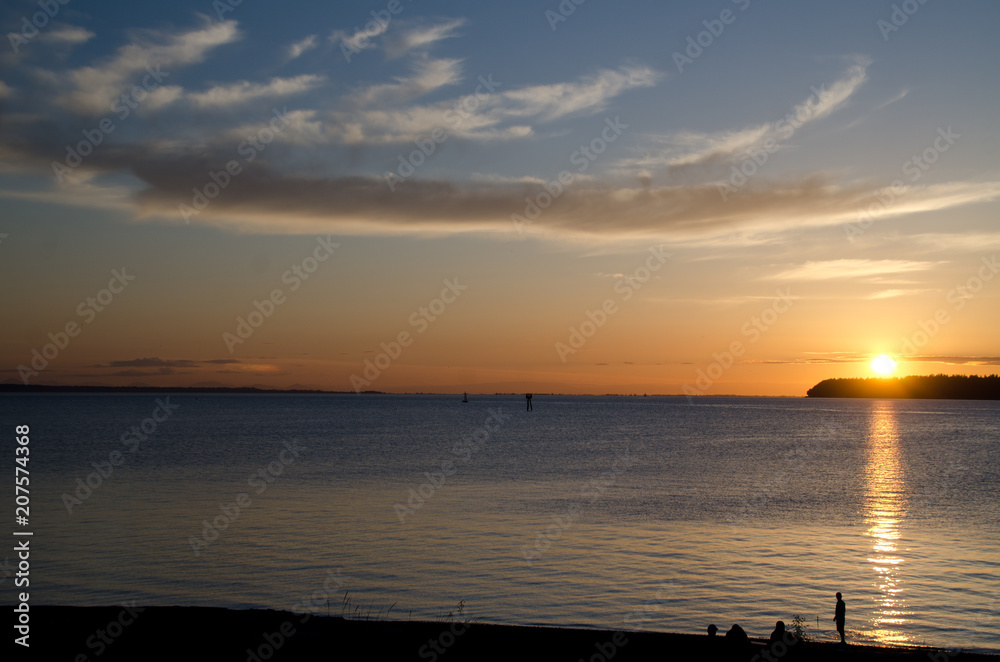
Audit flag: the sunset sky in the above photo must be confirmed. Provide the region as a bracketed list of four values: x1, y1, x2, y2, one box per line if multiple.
[1, 0, 998, 395]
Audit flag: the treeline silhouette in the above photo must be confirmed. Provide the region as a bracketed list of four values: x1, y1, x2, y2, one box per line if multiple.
[807, 374, 1000, 400]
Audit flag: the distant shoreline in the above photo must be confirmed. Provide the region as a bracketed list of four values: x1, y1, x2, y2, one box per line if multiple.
[807, 374, 1000, 400]
[3, 379, 999, 399]
[0, 384, 784, 396]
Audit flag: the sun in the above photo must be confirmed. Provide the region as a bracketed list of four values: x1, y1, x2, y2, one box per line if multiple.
[870, 354, 897, 376]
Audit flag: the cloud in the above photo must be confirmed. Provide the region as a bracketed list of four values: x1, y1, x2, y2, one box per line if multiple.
[734, 353, 1000, 366]
[803, 58, 869, 122]
[89, 357, 241, 368]
[144, 85, 185, 111]
[286, 34, 318, 61]
[617, 60, 868, 177]
[57, 19, 240, 114]
[39, 25, 95, 46]
[105, 368, 177, 377]
[105, 358, 200, 368]
[189, 74, 325, 108]
[911, 232, 1000, 252]
[234, 62, 655, 147]
[384, 18, 465, 58]
[2, 24, 993, 247]
[866, 288, 937, 299]
[767, 259, 943, 281]
[121, 149, 1000, 239]
[873, 89, 909, 112]
[347, 56, 462, 108]
[322, 63, 657, 145]
[0, 81, 10, 99]
[329, 21, 388, 56]
[236, 364, 282, 373]
[500, 65, 660, 122]
[912, 356, 1000, 366]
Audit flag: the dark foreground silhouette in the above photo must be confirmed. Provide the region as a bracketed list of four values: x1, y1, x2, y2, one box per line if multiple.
[807, 374, 1000, 400]
[23, 606, 996, 662]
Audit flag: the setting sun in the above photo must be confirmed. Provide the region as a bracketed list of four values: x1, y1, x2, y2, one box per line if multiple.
[871, 354, 898, 376]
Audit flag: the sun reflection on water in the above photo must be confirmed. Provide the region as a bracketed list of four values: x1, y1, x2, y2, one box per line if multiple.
[862, 401, 911, 646]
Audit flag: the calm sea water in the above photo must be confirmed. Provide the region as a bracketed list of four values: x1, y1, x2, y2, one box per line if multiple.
[3, 394, 998, 653]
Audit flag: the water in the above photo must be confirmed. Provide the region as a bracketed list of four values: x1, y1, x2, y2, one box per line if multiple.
[3, 394, 998, 653]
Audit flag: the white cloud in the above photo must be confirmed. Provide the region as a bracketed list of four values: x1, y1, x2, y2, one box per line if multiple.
[313, 63, 657, 145]
[499, 65, 660, 122]
[329, 22, 388, 55]
[911, 232, 1000, 251]
[58, 20, 240, 115]
[617, 60, 868, 174]
[348, 57, 462, 108]
[144, 85, 185, 111]
[39, 25, 95, 46]
[873, 89, 909, 112]
[190, 74, 325, 108]
[384, 18, 465, 58]
[286, 35, 318, 61]
[867, 288, 937, 299]
[799, 58, 869, 123]
[767, 259, 942, 281]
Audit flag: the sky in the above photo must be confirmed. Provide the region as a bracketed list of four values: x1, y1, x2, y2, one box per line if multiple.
[1, 0, 998, 395]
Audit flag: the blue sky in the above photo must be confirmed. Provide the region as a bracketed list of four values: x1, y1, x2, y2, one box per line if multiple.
[1, 0, 998, 393]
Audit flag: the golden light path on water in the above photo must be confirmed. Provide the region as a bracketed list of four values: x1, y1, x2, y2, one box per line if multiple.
[863, 401, 910, 646]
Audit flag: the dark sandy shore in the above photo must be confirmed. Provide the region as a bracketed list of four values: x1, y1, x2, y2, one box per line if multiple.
[22, 606, 997, 661]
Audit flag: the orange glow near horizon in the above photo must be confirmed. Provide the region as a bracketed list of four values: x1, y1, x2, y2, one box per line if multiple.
[870, 355, 898, 377]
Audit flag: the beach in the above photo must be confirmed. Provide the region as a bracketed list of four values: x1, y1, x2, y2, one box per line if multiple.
[31, 606, 997, 661]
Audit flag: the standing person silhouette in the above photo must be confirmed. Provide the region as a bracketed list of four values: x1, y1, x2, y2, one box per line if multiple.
[526, 393, 532, 411]
[833, 592, 846, 644]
